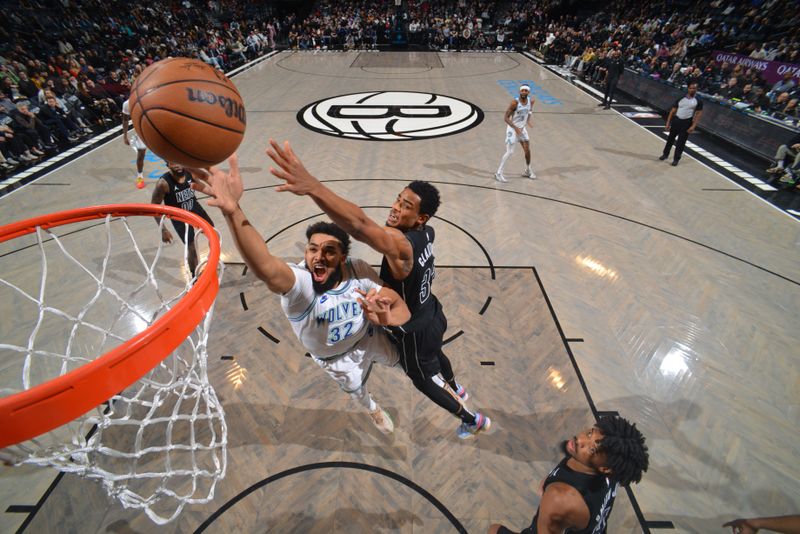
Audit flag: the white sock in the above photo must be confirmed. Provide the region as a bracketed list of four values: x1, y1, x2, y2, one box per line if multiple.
[137, 172, 143, 179]
[497, 144, 515, 174]
[349, 385, 377, 411]
[778, 161, 785, 169]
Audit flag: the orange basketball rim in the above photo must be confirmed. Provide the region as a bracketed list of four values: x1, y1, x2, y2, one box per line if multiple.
[0, 204, 220, 449]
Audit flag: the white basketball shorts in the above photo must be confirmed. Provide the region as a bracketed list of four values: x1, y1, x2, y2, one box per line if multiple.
[311, 325, 399, 393]
[129, 131, 147, 151]
[505, 125, 529, 144]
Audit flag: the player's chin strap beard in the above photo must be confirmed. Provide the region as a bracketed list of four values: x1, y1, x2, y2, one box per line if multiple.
[312, 264, 343, 294]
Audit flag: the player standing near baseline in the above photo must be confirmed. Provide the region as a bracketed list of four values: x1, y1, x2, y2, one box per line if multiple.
[495, 84, 536, 183]
[266, 140, 491, 439]
[189, 155, 409, 434]
[122, 97, 148, 189]
[151, 161, 215, 279]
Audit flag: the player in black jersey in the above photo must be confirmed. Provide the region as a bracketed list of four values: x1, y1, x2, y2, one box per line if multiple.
[266, 139, 490, 438]
[489, 415, 648, 534]
[151, 162, 215, 278]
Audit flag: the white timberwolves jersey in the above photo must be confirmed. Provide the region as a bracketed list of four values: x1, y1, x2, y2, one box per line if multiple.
[510, 97, 532, 128]
[281, 258, 384, 358]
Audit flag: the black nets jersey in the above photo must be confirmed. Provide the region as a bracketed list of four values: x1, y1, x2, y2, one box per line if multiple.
[529, 458, 618, 534]
[161, 170, 206, 215]
[379, 225, 438, 331]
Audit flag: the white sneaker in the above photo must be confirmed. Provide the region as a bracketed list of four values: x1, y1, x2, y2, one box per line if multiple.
[369, 407, 394, 434]
[494, 172, 507, 183]
[523, 169, 536, 179]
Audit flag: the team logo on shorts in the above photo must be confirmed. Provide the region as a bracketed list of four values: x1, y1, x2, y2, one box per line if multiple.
[297, 91, 484, 141]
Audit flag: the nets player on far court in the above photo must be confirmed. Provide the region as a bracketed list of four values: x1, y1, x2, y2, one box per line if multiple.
[489, 415, 649, 534]
[122, 98, 148, 189]
[267, 140, 490, 439]
[188, 155, 409, 434]
[495, 84, 535, 183]
[151, 162, 215, 278]
[659, 81, 703, 167]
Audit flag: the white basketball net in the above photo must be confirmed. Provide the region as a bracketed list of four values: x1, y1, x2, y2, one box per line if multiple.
[0, 213, 227, 524]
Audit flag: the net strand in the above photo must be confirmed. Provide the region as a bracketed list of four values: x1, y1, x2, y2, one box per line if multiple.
[1, 213, 226, 525]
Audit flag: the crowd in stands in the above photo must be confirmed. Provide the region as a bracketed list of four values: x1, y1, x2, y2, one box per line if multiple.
[0, 0, 292, 175]
[3, 0, 800, 178]
[531, 0, 800, 126]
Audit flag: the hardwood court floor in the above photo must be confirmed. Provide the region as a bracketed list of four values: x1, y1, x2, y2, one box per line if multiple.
[1, 51, 799, 533]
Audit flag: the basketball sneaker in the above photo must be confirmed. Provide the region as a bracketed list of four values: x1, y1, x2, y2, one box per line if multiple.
[136, 176, 145, 189]
[494, 172, 507, 183]
[455, 383, 469, 402]
[523, 169, 536, 179]
[456, 412, 491, 439]
[369, 406, 394, 434]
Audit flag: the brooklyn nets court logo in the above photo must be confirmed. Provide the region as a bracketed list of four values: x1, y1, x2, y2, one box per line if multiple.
[297, 91, 484, 141]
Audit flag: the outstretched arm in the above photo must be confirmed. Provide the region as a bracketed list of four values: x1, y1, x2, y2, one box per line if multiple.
[266, 139, 413, 271]
[189, 155, 295, 294]
[723, 515, 800, 534]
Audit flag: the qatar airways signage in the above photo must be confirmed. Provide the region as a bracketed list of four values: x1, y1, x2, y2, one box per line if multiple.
[712, 50, 800, 85]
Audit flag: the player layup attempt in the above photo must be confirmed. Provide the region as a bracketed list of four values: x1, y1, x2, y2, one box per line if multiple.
[496, 84, 536, 183]
[266, 140, 491, 439]
[189, 155, 409, 434]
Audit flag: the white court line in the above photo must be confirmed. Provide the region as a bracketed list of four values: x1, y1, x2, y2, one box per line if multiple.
[525, 52, 545, 64]
[0, 51, 283, 199]
[574, 79, 607, 99]
[522, 52, 616, 102]
[521, 55, 796, 220]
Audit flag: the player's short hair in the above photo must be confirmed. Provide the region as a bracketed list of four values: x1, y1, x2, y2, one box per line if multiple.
[406, 180, 441, 218]
[596, 415, 649, 486]
[305, 221, 350, 256]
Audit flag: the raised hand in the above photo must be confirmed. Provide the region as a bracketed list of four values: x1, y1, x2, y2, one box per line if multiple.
[188, 154, 243, 216]
[266, 139, 321, 196]
[355, 288, 393, 326]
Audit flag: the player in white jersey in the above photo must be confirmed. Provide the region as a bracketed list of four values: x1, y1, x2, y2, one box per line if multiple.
[495, 84, 535, 183]
[189, 155, 410, 434]
[121, 98, 148, 189]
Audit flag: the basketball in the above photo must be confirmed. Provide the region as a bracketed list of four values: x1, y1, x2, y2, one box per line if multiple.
[128, 57, 246, 168]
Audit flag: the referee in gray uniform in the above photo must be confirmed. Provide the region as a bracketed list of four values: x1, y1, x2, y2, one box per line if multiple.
[659, 81, 703, 166]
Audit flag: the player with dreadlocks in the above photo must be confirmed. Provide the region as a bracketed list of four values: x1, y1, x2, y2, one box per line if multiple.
[489, 415, 649, 534]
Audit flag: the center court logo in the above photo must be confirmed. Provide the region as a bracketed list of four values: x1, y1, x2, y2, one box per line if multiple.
[297, 91, 484, 141]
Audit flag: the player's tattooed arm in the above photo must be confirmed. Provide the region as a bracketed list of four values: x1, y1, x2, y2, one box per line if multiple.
[267, 138, 413, 268]
[190, 155, 296, 294]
